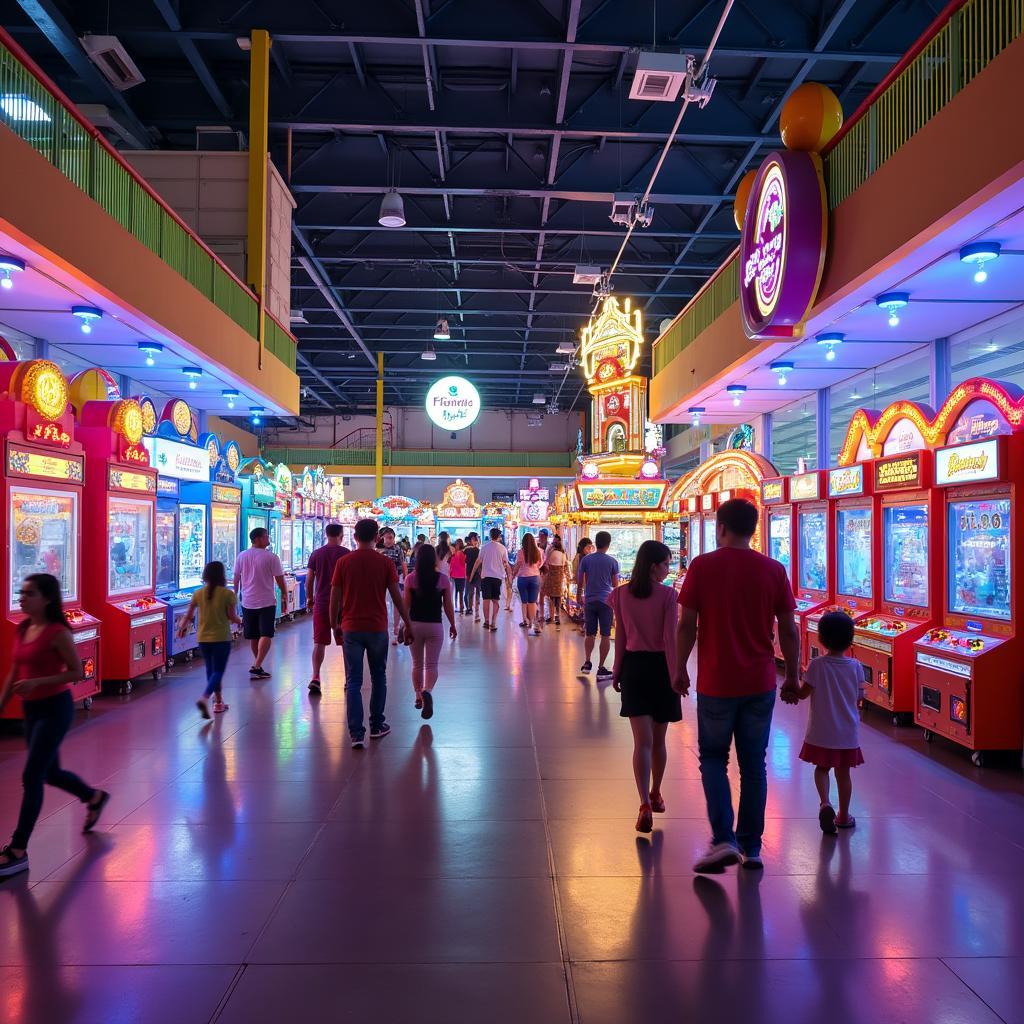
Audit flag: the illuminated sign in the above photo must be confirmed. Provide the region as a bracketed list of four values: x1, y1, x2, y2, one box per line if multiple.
[882, 417, 926, 456]
[578, 482, 666, 509]
[28, 420, 72, 448]
[935, 440, 1000, 486]
[873, 453, 922, 491]
[156, 476, 180, 497]
[945, 400, 1011, 445]
[701, 493, 715, 511]
[251, 476, 276, 505]
[20, 360, 68, 421]
[425, 376, 482, 431]
[143, 437, 209, 482]
[213, 484, 241, 504]
[789, 472, 820, 501]
[761, 478, 785, 504]
[739, 151, 827, 339]
[7, 445, 83, 482]
[109, 467, 155, 492]
[580, 296, 644, 386]
[122, 444, 149, 467]
[828, 464, 865, 498]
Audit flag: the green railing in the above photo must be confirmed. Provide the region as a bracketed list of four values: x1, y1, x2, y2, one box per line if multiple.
[0, 32, 296, 374]
[264, 448, 576, 470]
[652, 0, 1022, 376]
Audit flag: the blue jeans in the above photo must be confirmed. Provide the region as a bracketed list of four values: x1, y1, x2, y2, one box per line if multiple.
[516, 576, 540, 603]
[343, 631, 389, 739]
[697, 690, 776, 857]
[199, 641, 232, 698]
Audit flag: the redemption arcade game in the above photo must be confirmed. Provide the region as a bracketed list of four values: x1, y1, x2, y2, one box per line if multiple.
[435, 480, 483, 540]
[762, 476, 794, 589]
[270, 463, 295, 618]
[788, 470, 832, 667]
[0, 360, 101, 716]
[76, 396, 166, 691]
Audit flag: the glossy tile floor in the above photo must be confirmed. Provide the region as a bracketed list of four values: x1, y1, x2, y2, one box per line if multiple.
[1, 613, 1024, 1023]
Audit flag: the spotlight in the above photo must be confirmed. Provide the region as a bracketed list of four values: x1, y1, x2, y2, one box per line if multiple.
[0, 255, 25, 290]
[433, 318, 450, 341]
[770, 361, 794, 386]
[137, 341, 163, 367]
[816, 332, 844, 362]
[688, 406, 704, 427]
[726, 384, 746, 407]
[182, 366, 202, 390]
[222, 389, 240, 409]
[250, 406, 265, 425]
[71, 305, 102, 334]
[876, 292, 908, 328]
[960, 241, 1000, 284]
[378, 189, 406, 228]
[421, 342, 437, 361]
[532, 392, 546, 405]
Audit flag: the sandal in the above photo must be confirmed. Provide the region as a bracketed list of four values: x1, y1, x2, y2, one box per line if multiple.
[819, 804, 838, 835]
[649, 792, 666, 813]
[83, 790, 111, 833]
[213, 701, 229, 713]
[836, 815, 856, 829]
[414, 695, 423, 709]
[636, 803, 653, 834]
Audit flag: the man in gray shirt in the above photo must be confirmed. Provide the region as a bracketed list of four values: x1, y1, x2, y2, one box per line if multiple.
[576, 530, 619, 679]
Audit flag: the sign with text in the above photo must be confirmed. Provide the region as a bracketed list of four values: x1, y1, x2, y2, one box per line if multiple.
[143, 437, 208, 482]
[109, 467, 155, 493]
[873, 452, 923, 492]
[945, 400, 1012, 445]
[577, 482, 666, 510]
[425, 376, 482, 431]
[212, 484, 241, 505]
[789, 472, 821, 502]
[156, 476, 180, 497]
[250, 476, 276, 506]
[7, 444, 83, 482]
[761, 478, 786, 504]
[935, 440, 1001, 486]
[828, 464, 865, 498]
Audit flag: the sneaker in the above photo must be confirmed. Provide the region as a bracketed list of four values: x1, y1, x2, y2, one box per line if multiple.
[554, 617, 561, 626]
[580, 660, 593, 674]
[693, 841, 741, 873]
[0, 845, 28, 878]
[370, 723, 391, 740]
[308, 679, 322, 696]
[741, 852, 764, 871]
[248, 665, 261, 675]
[213, 701, 229, 713]
[196, 698, 211, 720]
[819, 804, 838, 835]
[351, 736, 366, 749]
[519, 621, 528, 628]
[421, 691, 434, 720]
[83, 790, 111, 833]
[250, 667, 270, 679]
[596, 666, 613, 681]
[474, 616, 481, 622]
[414, 695, 423, 709]
[531, 627, 542, 636]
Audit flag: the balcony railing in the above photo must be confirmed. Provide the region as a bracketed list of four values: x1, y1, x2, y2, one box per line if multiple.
[264, 448, 576, 470]
[652, 0, 1022, 375]
[0, 29, 296, 375]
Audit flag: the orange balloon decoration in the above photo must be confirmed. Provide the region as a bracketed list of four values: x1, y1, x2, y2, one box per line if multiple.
[733, 169, 758, 231]
[779, 82, 843, 153]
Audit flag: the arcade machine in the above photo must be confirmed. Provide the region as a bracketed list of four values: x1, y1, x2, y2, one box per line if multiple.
[806, 462, 876, 661]
[205, 439, 244, 582]
[270, 463, 294, 618]
[912, 379, 1024, 764]
[435, 479, 484, 540]
[788, 470, 832, 667]
[76, 396, 166, 692]
[516, 479, 551, 547]
[144, 399, 210, 664]
[682, 495, 701, 573]
[762, 476, 794, 661]
[699, 492, 718, 556]
[0, 360, 101, 716]
[293, 466, 318, 607]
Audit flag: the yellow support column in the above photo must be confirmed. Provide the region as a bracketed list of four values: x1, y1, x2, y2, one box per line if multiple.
[375, 351, 385, 497]
[247, 28, 271, 368]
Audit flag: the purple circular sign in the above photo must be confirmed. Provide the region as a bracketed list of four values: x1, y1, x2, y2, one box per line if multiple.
[739, 150, 827, 339]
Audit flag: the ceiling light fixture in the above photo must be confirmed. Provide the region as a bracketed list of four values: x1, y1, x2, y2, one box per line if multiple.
[726, 384, 746, 407]
[816, 331, 844, 361]
[137, 340, 163, 366]
[181, 366, 202, 390]
[250, 406, 264, 425]
[378, 189, 406, 228]
[433, 317, 450, 341]
[876, 292, 909, 328]
[222, 389, 240, 409]
[0, 255, 25, 290]
[532, 392, 546, 405]
[556, 340, 575, 355]
[421, 342, 437, 361]
[688, 406, 705, 426]
[71, 305, 102, 334]
[960, 241, 1001, 283]
[770, 361, 794, 386]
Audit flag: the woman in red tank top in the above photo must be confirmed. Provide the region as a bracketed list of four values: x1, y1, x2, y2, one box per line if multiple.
[0, 574, 110, 879]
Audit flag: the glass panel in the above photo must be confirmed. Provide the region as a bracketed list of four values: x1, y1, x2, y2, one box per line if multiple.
[768, 510, 792, 579]
[772, 397, 817, 475]
[155, 508, 176, 590]
[178, 503, 207, 589]
[836, 507, 873, 599]
[280, 517, 293, 569]
[663, 521, 681, 572]
[10, 487, 78, 608]
[212, 504, 239, 577]
[951, 313, 1024, 390]
[688, 519, 701, 562]
[702, 517, 717, 554]
[269, 515, 280, 556]
[883, 504, 929, 607]
[948, 497, 1011, 621]
[303, 520, 314, 564]
[798, 510, 827, 592]
[109, 497, 153, 595]
[596, 525, 654, 581]
[293, 521, 303, 568]
[246, 513, 268, 542]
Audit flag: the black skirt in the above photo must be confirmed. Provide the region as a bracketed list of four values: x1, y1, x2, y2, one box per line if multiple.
[618, 650, 682, 723]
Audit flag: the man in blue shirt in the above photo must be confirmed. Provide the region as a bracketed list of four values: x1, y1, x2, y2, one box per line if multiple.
[577, 530, 619, 679]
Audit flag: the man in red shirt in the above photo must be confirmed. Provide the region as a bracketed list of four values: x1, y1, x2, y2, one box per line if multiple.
[306, 522, 350, 696]
[676, 498, 799, 872]
[330, 518, 413, 748]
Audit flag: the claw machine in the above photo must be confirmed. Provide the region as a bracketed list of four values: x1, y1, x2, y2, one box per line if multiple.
[275, 463, 299, 616]
[0, 360, 101, 717]
[762, 476, 794, 661]
[76, 396, 165, 691]
[788, 470, 831, 668]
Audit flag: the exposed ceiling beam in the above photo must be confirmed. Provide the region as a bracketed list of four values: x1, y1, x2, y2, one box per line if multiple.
[298, 222, 738, 240]
[293, 284, 694, 299]
[291, 184, 733, 205]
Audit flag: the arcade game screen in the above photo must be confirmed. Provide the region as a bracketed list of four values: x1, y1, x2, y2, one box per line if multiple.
[212, 505, 240, 576]
[597, 525, 653, 581]
[768, 510, 792, 579]
[155, 509, 176, 589]
[798, 510, 827, 592]
[688, 520, 700, 564]
[663, 521, 681, 572]
[304, 520, 315, 564]
[702, 517, 717, 555]
[246, 513, 268, 543]
[269, 517, 281, 558]
[948, 498, 1011, 621]
[279, 516, 293, 570]
[883, 504, 929, 607]
[836, 507, 872, 599]
[108, 497, 153, 595]
[9, 487, 78, 607]
[178, 503, 207, 589]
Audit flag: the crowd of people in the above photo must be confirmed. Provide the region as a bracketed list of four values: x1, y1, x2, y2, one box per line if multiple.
[0, 498, 866, 881]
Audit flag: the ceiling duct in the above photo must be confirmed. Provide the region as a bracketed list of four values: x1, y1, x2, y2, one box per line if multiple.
[628, 52, 689, 103]
[80, 35, 145, 91]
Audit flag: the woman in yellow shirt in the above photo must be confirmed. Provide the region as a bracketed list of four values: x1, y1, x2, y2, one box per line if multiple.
[178, 561, 242, 719]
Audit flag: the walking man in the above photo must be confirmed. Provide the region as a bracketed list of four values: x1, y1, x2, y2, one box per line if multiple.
[676, 498, 799, 873]
[463, 533, 481, 619]
[330, 519, 414, 748]
[470, 527, 511, 631]
[233, 527, 286, 679]
[577, 531, 619, 680]
[306, 522, 350, 695]
[536, 528, 550, 623]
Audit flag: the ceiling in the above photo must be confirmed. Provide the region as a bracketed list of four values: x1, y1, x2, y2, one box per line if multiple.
[2, 0, 940, 415]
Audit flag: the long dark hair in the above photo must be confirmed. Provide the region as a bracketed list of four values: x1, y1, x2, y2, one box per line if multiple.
[628, 541, 672, 600]
[436, 531, 452, 563]
[576, 537, 592, 557]
[20, 573, 70, 631]
[203, 560, 227, 601]
[521, 533, 541, 566]
[414, 543, 440, 592]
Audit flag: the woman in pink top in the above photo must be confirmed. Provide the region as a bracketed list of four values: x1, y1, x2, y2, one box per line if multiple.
[512, 533, 543, 635]
[609, 541, 680, 834]
[449, 539, 468, 613]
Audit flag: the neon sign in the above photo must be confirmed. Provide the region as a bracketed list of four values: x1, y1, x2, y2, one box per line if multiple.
[425, 376, 481, 431]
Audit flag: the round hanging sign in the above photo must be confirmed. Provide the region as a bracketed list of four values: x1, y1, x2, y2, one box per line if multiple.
[425, 376, 481, 431]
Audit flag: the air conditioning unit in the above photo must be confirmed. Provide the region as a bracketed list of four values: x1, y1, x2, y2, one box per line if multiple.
[628, 52, 690, 103]
[290, 310, 308, 325]
[549, 362, 570, 373]
[610, 194, 637, 227]
[573, 264, 603, 285]
[81, 35, 145, 91]
[556, 340, 575, 355]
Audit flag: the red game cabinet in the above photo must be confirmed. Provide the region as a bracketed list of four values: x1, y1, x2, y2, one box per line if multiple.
[0, 360, 101, 717]
[761, 477, 795, 661]
[76, 397, 166, 693]
[787, 470, 832, 668]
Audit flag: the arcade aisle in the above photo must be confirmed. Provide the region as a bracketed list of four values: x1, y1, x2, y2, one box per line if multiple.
[0, 617, 1022, 1023]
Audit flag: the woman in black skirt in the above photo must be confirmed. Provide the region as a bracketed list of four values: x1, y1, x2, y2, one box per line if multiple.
[608, 541, 680, 834]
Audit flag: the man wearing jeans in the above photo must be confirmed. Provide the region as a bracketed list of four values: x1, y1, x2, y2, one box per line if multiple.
[676, 498, 799, 872]
[577, 531, 619, 680]
[330, 518, 413, 748]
